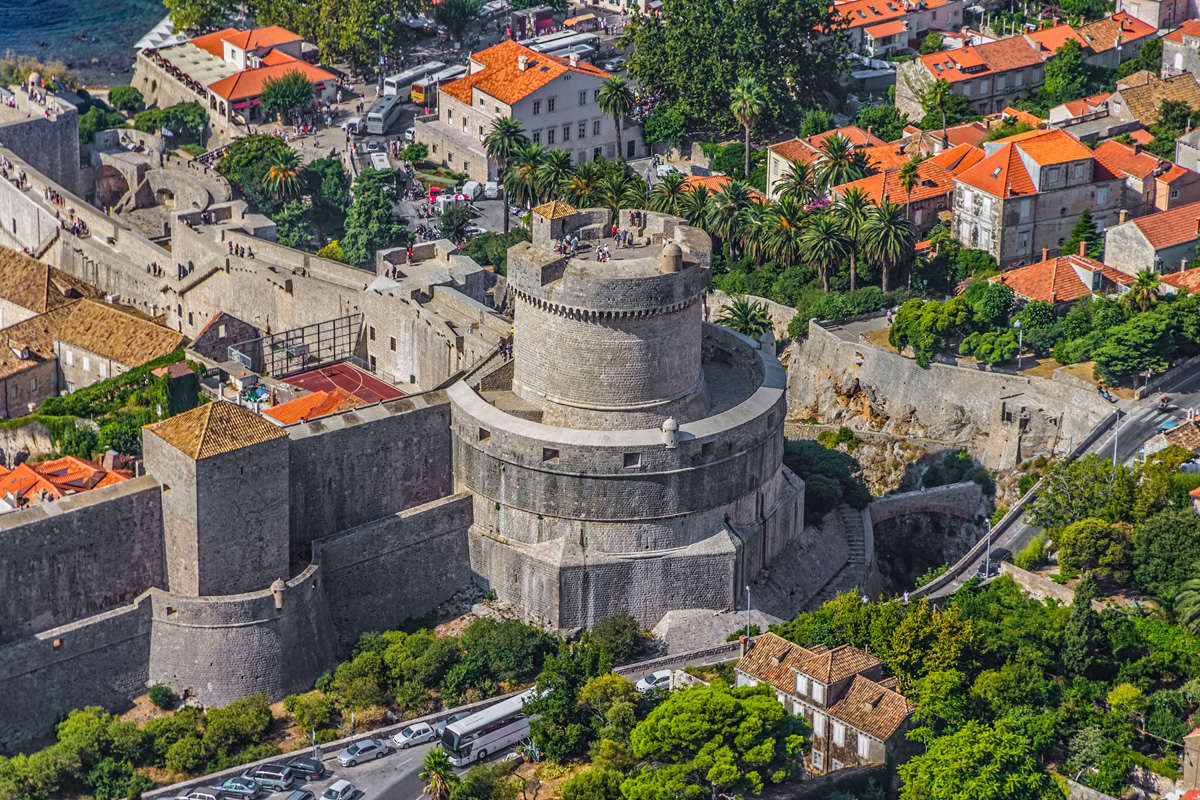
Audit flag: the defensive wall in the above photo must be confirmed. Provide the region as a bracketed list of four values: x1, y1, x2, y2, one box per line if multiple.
[0, 102, 83, 196]
[789, 317, 1114, 469]
[868, 481, 983, 525]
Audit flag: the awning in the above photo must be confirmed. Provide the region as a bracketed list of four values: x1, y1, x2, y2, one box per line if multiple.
[314, 83, 326, 91]
[251, 98, 261, 106]
[233, 100, 251, 109]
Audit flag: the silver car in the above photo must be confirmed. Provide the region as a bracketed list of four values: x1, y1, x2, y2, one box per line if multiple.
[337, 738, 388, 766]
[393, 722, 436, 748]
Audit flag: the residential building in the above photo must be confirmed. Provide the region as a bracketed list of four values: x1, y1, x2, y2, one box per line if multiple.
[0, 247, 99, 328]
[952, 128, 1126, 265]
[1103, 198, 1200, 274]
[1047, 92, 1112, 125]
[1165, 20, 1200, 77]
[897, 36, 1047, 119]
[415, 40, 638, 184]
[1075, 13, 1157, 67]
[0, 456, 132, 512]
[1143, 419, 1200, 457]
[52, 300, 187, 393]
[836, 0, 965, 56]
[735, 632, 916, 775]
[901, 120, 990, 154]
[765, 126, 886, 199]
[1177, 126, 1200, 171]
[988, 246, 1133, 305]
[1108, 71, 1200, 125]
[1160, 264, 1200, 291]
[1093, 139, 1200, 216]
[1115, 0, 1198, 31]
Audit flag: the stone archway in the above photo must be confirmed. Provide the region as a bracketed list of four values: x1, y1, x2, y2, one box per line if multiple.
[95, 165, 129, 208]
[155, 188, 176, 208]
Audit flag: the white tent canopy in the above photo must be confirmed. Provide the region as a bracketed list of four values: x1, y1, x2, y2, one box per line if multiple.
[135, 15, 190, 51]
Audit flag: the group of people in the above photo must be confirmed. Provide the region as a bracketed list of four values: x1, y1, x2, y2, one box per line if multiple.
[594, 243, 613, 262]
[43, 184, 67, 207]
[612, 226, 636, 249]
[227, 242, 254, 259]
[196, 210, 219, 225]
[556, 233, 582, 258]
[1, 159, 26, 190]
[497, 332, 515, 360]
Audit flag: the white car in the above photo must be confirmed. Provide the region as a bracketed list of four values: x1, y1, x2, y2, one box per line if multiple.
[404, 127, 416, 142]
[464, 224, 488, 237]
[392, 722, 436, 748]
[367, 139, 380, 152]
[656, 164, 683, 178]
[635, 669, 672, 693]
[321, 781, 357, 800]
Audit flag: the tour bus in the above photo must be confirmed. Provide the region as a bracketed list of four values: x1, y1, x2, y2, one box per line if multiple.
[533, 32, 600, 55]
[384, 60, 447, 98]
[441, 688, 537, 767]
[369, 152, 391, 172]
[410, 65, 468, 106]
[547, 43, 596, 62]
[365, 93, 404, 135]
[525, 29, 580, 52]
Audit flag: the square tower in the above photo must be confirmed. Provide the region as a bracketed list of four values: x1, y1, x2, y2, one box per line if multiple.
[144, 402, 291, 597]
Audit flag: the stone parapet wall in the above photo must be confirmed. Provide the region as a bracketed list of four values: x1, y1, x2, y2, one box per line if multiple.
[869, 482, 983, 525]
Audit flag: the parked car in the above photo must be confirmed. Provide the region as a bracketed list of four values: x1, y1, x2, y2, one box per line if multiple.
[603, 57, 626, 72]
[656, 163, 683, 178]
[185, 791, 223, 800]
[321, 781, 357, 800]
[464, 224, 488, 237]
[393, 722, 437, 748]
[242, 765, 293, 791]
[635, 669, 672, 693]
[212, 778, 261, 799]
[975, 547, 1013, 578]
[284, 757, 325, 780]
[367, 139, 380, 152]
[404, 127, 416, 142]
[283, 791, 314, 800]
[436, 710, 472, 737]
[337, 738, 388, 766]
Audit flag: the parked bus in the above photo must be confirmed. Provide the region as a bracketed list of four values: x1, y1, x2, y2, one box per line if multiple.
[525, 29, 580, 52]
[441, 689, 537, 767]
[365, 93, 404, 135]
[369, 152, 391, 172]
[548, 43, 596, 62]
[410, 65, 468, 106]
[384, 60, 446, 97]
[543, 33, 600, 56]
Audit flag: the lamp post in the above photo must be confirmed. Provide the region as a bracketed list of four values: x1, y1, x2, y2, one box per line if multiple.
[1013, 319, 1023, 372]
[1113, 408, 1121, 466]
[745, 585, 751, 642]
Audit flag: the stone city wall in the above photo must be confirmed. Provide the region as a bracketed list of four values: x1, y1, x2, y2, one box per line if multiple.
[868, 481, 983, 525]
[0, 105, 83, 195]
[0, 476, 164, 645]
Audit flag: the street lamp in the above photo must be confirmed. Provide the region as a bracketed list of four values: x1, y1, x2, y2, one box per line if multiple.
[745, 585, 751, 643]
[1113, 408, 1121, 466]
[1013, 319, 1023, 372]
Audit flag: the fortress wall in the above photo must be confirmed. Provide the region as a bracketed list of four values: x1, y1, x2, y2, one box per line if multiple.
[0, 107, 83, 195]
[0, 476, 164, 645]
[287, 395, 454, 551]
[0, 160, 63, 251]
[0, 596, 153, 754]
[314, 493, 473, 642]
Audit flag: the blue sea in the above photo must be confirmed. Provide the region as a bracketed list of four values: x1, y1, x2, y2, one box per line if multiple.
[0, 0, 165, 85]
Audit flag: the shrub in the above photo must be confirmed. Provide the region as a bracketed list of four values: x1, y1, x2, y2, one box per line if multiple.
[400, 142, 428, 162]
[1015, 533, 1048, 570]
[561, 766, 625, 800]
[990, 505, 1009, 527]
[164, 734, 205, 772]
[108, 85, 144, 112]
[587, 613, 643, 666]
[282, 694, 300, 713]
[148, 683, 175, 709]
[916, 563, 949, 588]
[1018, 472, 1040, 496]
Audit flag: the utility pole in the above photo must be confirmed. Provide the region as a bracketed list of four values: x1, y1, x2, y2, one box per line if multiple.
[1013, 319, 1023, 372]
[1112, 408, 1120, 466]
[745, 585, 751, 642]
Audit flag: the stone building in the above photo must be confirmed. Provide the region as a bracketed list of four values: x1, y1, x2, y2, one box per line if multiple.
[896, 36, 1047, 120]
[952, 128, 1126, 265]
[736, 632, 916, 775]
[1164, 19, 1200, 79]
[1094, 139, 1200, 217]
[1103, 198, 1200, 274]
[989, 247, 1132, 305]
[1116, 0, 1198, 30]
[835, 0, 964, 57]
[765, 126, 885, 200]
[447, 203, 804, 628]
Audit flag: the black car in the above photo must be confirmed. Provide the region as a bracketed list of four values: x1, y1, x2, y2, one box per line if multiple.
[284, 756, 326, 781]
[976, 547, 1013, 578]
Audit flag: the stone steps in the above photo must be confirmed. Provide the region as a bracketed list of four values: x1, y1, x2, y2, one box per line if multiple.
[839, 506, 867, 565]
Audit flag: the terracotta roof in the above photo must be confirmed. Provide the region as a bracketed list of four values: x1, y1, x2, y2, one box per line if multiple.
[998, 127, 1095, 165]
[145, 400, 288, 459]
[1130, 200, 1200, 249]
[1116, 73, 1200, 125]
[1155, 419, 1200, 453]
[1093, 139, 1162, 179]
[956, 144, 1037, 196]
[913, 121, 989, 152]
[1119, 70, 1157, 89]
[440, 40, 611, 107]
[807, 125, 887, 149]
[259, 49, 299, 66]
[0, 456, 131, 507]
[1078, 13, 1155, 51]
[920, 36, 1043, 83]
[207, 60, 338, 101]
[926, 142, 986, 173]
[264, 388, 362, 424]
[532, 200, 577, 219]
[865, 19, 908, 38]
[835, 0, 908, 29]
[826, 674, 914, 741]
[1162, 266, 1200, 292]
[221, 26, 302, 51]
[1128, 128, 1154, 145]
[831, 160, 957, 205]
[56, 299, 186, 368]
[1025, 23, 1086, 56]
[1164, 18, 1200, 43]
[989, 252, 1132, 303]
[152, 361, 195, 379]
[861, 143, 912, 172]
[0, 246, 100, 314]
[681, 175, 765, 200]
[1057, 92, 1111, 117]
[188, 28, 240, 58]
[768, 138, 823, 165]
[1161, 164, 1194, 183]
[1001, 107, 1045, 127]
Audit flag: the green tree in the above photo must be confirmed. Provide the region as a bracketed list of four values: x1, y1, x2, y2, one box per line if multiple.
[108, 86, 143, 113]
[920, 32, 944, 54]
[433, 0, 483, 45]
[597, 77, 635, 160]
[800, 212, 849, 293]
[484, 116, 529, 234]
[918, 92, 977, 133]
[341, 169, 409, 268]
[527, 642, 611, 763]
[642, 104, 688, 148]
[1029, 455, 1137, 533]
[1092, 313, 1173, 384]
[863, 200, 916, 291]
[260, 70, 314, 119]
[800, 109, 836, 138]
[853, 103, 908, 142]
[920, 77, 953, 146]
[775, 160, 818, 204]
[1134, 508, 1200, 601]
[273, 199, 312, 249]
[503, 143, 547, 218]
[897, 720, 1059, 800]
[837, 187, 872, 291]
[420, 747, 460, 800]
[623, 682, 807, 800]
[766, 196, 808, 269]
[677, 184, 712, 227]
[1124, 269, 1161, 313]
[292, 692, 335, 732]
[1053, 517, 1131, 579]
[306, 158, 351, 231]
[562, 767, 624, 800]
[78, 105, 127, 144]
[817, 133, 868, 189]
[1061, 207, 1103, 260]
[898, 156, 921, 222]
[439, 202, 472, 243]
[716, 296, 771, 338]
[1040, 40, 1089, 109]
[974, 280, 1014, 325]
[1061, 574, 1101, 678]
[164, 0, 237, 32]
[562, 161, 603, 208]
[1176, 572, 1200, 633]
[315, 240, 345, 262]
[586, 613, 642, 665]
[459, 617, 553, 685]
[782, 439, 871, 522]
[648, 170, 687, 215]
[265, 149, 303, 203]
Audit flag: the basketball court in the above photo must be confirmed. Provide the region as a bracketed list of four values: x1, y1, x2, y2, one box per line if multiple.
[284, 362, 405, 404]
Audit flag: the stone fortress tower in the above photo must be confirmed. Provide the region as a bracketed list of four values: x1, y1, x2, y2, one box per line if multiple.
[447, 203, 804, 630]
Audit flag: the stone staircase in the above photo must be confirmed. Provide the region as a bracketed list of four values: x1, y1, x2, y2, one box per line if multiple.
[839, 506, 867, 565]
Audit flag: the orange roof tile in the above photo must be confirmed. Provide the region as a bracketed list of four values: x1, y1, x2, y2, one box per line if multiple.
[260, 49, 300, 66]
[0, 456, 131, 507]
[1128, 128, 1154, 145]
[827, 674, 915, 742]
[208, 60, 338, 101]
[956, 144, 1037, 196]
[1002, 107, 1045, 127]
[441, 40, 611, 107]
[1161, 164, 1194, 183]
[1161, 266, 1200, 292]
[1130, 200, 1200, 249]
[1078, 12, 1156, 51]
[264, 388, 363, 424]
[861, 143, 912, 172]
[920, 36, 1044, 82]
[1025, 23, 1086, 56]
[768, 138, 823, 165]
[1116, 73, 1200, 125]
[865, 19, 908, 38]
[681, 175, 765, 199]
[831, 159, 957, 204]
[222, 26, 301, 51]
[188, 28, 240, 58]
[807, 125, 886, 149]
[1164, 18, 1200, 42]
[1004, 127, 1100, 165]
[990, 253, 1132, 302]
[926, 142, 986, 173]
[1093, 139, 1162, 179]
[835, 0, 908, 29]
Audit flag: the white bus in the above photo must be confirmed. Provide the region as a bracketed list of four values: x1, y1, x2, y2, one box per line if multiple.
[441, 689, 537, 767]
[548, 43, 596, 61]
[525, 29, 579, 52]
[534, 32, 600, 55]
[365, 93, 404, 135]
[369, 152, 391, 172]
[384, 61, 447, 98]
[410, 65, 468, 106]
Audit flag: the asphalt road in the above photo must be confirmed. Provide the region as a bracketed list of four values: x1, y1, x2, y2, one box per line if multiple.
[932, 365, 1200, 597]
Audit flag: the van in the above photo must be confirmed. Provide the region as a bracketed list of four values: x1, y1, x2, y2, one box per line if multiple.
[484, 180, 499, 199]
[344, 117, 363, 136]
[461, 180, 482, 200]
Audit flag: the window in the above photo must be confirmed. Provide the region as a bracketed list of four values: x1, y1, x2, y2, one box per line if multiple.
[832, 759, 844, 771]
[962, 82, 971, 97]
[932, 9, 937, 18]
[494, 105, 500, 114]
[99, 363, 107, 379]
[1018, 231, 1029, 251]
[1015, 71, 1023, 87]
[996, 75, 1005, 90]
[914, 208, 922, 225]
[857, 734, 871, 759]
[464, 161, 470, 172]
[534, 131, 542, 144]
[594, 146, 603, 160]
[812, 683, 825, 703]
[187, 311, 193, 326]
[979, 78, 989, 93]
[533, 100, 541, 115]
[370, 326, 376, 341]
[594, 88, 600, 102]
[432, 144, 438, 154]
[1097, 186, 1109, 203]
[1173, 188, 1181, 199]
[832, 721, 845, 746]
[961, 188, 973, 207]
[65, 349, 73, 366]
[1177, 52, 1185, 71]
[479, 125, 485, 138]
[1074, 163, 1084, 179]
[369, 355, 376, 369]
[623, 452, 641, 468]
[812, 751, 824, 769]
[30, 377, 37, 392]
[547, 128, 555, 144]
[563, 124, 571, 141]
[1020, 198, 1032, 218]
[579, 90, 587, 105]
[593, 119, 602, 136]
[980, 196, 992, 215]
[8, 385, 15, 400]
[448, 109, 453, 123]
[812, 713, 826, 737]
[1048, 167, 1060, 183]
[82, 356, 90, 373]
[795, 674, 809, 695]
[579, 121, 587, 138]
[548, 97, 556, 112]
[478, 97, 484, 106]
[543, 447, 559, 462]
[479, 427, 491, 442]
[462, 118, 468, 133]
[390, 337, 396, 351]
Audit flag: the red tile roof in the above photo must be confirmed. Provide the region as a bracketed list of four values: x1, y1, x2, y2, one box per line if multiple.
[264, 388, 363, 424]
[1161, 266, 1200, 292]
[990, 252, 1133, 302]
[440, 40, 610, 107]
[1164, 18, 1200, 42]
[222, 26, 301, 51]
[260, 49, 300, 66]
[1093, 139, 1162, 179]
[1002, 107, 1045, 127]
[1130, 200, 1200, 249]
[861, 143, 912, 172]
[827, 674, 915, 742]
[1161, 164, 1194, 183]
[1078, 12, 1155, 51]
[0, 456, 131, 508]
[926, 141, 987, 173]
[681, 175, 765, 199]
[1025, 23, 1086, 56]
[919, 35, 1045, 82]
[208, 60, 338, 101]
[768, 138, 824, 165]
[835, 0, 908, 29]
[1128, 128, 1154, 145]
[807, 125, 887, 149]
[866, 19, 908, 38]
[831, 159, 957, 204]
[1057, 92, 1111, 117]
[956, 144, 1037, 196]
[188, 28, 240, 59]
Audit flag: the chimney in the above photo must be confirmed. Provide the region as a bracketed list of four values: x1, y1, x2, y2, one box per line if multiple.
[867, 125, 873, 135]
[1118, 209, 1129, 224]
[569, 52, 580, 67]
[1133, 142, 1142, 155]
[1042, 247, 1049, 260]
[1079, 240, 1087, 257]
[518, 55, 528, 71]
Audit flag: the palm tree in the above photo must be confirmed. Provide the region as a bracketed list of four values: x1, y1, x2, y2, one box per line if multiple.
[503, 143, 547, 223]
[801, 212, 850, 292]
[1176, 572, 1200, 633]
[817, 134, 867, 190]
[677, 184, 712, 227]
[597, 170, 644, 222]
[836, 187, 873, 292]
[776, 159, 818, 204]
[561, 161, 603, 208]
[1125, 268, 1161, 312]
[597, 76, 635, 161]
[716, 296, 772, 338]
[730, 76, 766, 178]
[897, 156, 922, 221]
[484, 116, 529, 233]
[538, 148, 574, 201]
[707, 180, 754, 259]
[766, 196, 808, 268]
[419, 748, 459, 800]
[922, 77, 953, 148]
[266, 149, 302, 202]
[649, 170, 688, 214]
[862, 200, 916, 290]
[738, 200, 775, 263]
